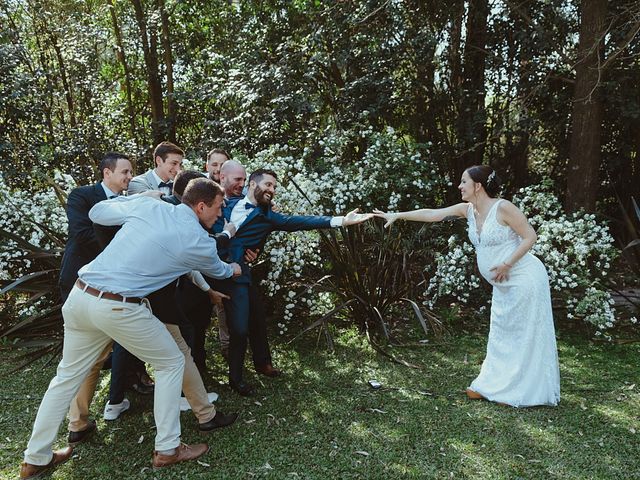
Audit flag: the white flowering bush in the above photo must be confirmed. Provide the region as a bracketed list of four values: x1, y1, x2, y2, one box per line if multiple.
[0, 173, 70, 280]
[234, 127, 447, 334]
[424, 182, 620, 336]
[0, 172, 73, 331]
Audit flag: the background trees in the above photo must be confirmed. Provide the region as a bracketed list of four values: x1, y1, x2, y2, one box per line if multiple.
[1, 0, 639, 342]
[2, 0, 638, 211]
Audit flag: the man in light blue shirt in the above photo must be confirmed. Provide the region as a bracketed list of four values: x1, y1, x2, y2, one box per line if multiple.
[20, 179, 241, 478]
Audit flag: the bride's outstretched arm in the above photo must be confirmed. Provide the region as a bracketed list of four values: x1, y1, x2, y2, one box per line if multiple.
[373, 203, 468, 228]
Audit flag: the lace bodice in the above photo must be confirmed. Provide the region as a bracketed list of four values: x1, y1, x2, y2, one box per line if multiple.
[467, 200, 520, 248]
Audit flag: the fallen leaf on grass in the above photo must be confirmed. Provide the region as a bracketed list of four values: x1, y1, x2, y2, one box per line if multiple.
[197, 460, 210, 467]
[254, 401, 263, 407]
[245, 419, 256, 424]
[355, 451, 369, 456]
[629, 428, 636, 434]
[137, 435, 144, 444]
[263, 462, 273, 470]
[367, 408, 386, 414]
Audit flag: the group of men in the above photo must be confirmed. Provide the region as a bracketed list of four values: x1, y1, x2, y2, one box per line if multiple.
[19, 141, 371, 478]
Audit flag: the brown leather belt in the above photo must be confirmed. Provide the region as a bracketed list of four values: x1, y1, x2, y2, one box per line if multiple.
[75, 279, 143, 304]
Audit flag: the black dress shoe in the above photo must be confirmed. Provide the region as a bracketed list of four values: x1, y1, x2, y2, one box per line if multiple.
[130, 381, 154, 395]
[67, 420, 96, 446]
[198, 411, 238, 433]
[229, 380, 254, 396]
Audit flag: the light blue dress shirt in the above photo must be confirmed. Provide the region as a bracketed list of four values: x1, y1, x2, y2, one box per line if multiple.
[78, 195, 233, 297]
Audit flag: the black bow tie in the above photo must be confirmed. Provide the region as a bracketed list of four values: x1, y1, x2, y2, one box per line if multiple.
[158, 181, 173, 189]
[245, 202, 257, 210]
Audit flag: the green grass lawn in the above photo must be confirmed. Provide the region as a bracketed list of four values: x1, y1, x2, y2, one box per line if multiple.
[1, 331, 638, 479]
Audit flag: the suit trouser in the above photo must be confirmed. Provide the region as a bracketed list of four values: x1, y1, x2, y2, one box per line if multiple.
[222, 282, 272, 384]
[217, 304, 230, 351]
[24, 286, 184, 466]
[164, 323, 216, 423]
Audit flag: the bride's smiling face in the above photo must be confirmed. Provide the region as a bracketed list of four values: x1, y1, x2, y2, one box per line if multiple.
[458, 171, 475, 201]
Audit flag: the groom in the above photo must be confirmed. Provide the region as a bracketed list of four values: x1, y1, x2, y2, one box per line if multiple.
[214, 168, 371, 395]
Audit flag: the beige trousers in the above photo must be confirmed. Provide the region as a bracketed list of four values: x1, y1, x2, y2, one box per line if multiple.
[67, 322, 216, 431]
[24, 287, 185, 465]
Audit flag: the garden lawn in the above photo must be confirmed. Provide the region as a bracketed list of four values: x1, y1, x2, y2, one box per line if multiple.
[0, 331, 638, 479]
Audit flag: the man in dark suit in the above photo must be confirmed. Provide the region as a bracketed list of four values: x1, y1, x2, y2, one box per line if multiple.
[59, 153, 134, 445]
[215, 168, 372, 395]
[58, 153, 133, 301]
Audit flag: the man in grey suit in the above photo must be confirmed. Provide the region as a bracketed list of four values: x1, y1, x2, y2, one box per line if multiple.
[128, 141, 184, 195]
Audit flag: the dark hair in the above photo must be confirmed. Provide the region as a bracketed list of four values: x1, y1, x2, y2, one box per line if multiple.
[153, 141, 184, 161]
[181, 178, 223, 207]
[99, 152, 129, 177]
[465, 165, 501, 198]
[207, 148, 230, 161]
[249, 168, 278, 185]
[173, 170, 206, 197]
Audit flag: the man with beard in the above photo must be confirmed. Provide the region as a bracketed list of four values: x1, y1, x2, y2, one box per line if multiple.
[215, 168, 372, 395]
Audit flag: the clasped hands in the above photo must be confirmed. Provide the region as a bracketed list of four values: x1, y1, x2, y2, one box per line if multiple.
[490, 263, 511, 283]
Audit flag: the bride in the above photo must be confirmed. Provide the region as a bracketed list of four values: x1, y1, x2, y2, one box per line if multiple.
[373, 165, 560, 407]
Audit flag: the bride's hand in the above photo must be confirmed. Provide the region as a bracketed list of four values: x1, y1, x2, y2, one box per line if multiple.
[372, 209, 398, 228]
[490, 263, 511, 283]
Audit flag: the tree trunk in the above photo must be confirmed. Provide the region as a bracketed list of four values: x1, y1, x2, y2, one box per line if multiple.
[566, 0, 608, 213]
[49, 37, 77, 128]
[130, 0, 166, 145]
[454, 0, 489, 181]
[157, 0, 176, 142]
[107, 0, 137, 143]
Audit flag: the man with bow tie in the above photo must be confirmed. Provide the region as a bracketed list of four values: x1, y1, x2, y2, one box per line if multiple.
[128, 141, 183, 195]
[214, 168, 372, 396]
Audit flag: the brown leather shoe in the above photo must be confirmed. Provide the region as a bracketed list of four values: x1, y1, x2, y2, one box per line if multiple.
[20, 446, 74, 479]
[255, 363, 282, 377]
[465, 388, 484, 400]
[152, 443, 209, 469]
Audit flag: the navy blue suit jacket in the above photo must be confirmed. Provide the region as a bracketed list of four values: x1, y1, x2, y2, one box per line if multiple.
[59, 183, 107, 289]
[214, 198, 333, 284]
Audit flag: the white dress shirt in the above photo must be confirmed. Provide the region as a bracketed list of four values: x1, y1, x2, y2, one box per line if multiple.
[152, 170, 172, 195]
[100, 182, 119, 199]
[79, 195, 233, 297]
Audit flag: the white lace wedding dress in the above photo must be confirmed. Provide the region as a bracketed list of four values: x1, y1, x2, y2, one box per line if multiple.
[467, 200, 560, 407]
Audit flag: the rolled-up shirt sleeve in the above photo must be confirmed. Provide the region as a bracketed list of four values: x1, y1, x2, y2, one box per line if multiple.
[194, 240, 234, 280]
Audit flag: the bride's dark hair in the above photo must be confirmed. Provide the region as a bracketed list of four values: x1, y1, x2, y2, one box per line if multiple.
[465, 165, 501, 198]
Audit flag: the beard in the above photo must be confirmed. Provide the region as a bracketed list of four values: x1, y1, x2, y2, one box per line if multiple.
[254, 185, 273, 206]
